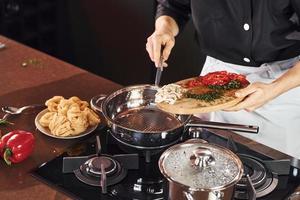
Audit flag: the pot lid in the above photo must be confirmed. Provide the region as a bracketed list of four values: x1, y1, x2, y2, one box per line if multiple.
[159, 140, 243, 190]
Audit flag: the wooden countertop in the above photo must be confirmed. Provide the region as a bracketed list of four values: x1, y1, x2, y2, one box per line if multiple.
[0, 35, 291, 200]
[0, 35, 122, 200]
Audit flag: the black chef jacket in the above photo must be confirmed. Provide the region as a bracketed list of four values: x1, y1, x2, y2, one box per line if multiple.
[156, 0, 300, 67]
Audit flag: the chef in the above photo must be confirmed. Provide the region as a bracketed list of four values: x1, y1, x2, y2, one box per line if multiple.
[146, 0, 300, 159]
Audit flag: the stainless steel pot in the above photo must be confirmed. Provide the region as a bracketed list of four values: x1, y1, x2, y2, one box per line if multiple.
[159, 139, 244, 200]
[91, 84, 258, 150]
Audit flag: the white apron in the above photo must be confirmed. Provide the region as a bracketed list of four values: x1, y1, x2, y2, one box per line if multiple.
[198, 56, 300, 159]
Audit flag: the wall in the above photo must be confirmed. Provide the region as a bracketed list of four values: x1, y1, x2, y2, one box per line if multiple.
[64, 0, 205, 85]
[0, 0, 206, 85]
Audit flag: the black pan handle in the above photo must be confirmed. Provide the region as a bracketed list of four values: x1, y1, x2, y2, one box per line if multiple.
[90, 94, 107, 113]
[186, 119, 259, 134]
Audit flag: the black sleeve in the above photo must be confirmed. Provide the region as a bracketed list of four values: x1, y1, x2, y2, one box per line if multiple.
[292, 0, 300, 24]
[156, 0, 191, 31]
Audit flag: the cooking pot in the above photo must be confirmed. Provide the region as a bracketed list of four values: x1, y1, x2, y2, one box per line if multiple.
[159, 139, 244, 200]
[91, 84, 258, 150]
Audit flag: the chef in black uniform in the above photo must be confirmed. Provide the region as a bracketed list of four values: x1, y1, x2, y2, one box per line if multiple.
[146, 0, 300, 159]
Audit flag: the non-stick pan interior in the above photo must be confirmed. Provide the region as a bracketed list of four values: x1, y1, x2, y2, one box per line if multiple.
[113, 105, 182, 132]
[102, 85, 190, 133]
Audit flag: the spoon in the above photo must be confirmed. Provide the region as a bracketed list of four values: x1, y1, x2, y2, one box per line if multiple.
[2, 104, 44, 115]
[0, 42, 5, 50]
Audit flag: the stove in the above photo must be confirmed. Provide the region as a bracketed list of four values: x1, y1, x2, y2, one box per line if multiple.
[31, 127, 300, 200]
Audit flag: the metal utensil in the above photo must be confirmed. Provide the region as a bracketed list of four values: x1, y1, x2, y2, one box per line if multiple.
[0, 42, 6, 50]
[2, 104, 44, 115]
[154, 53, 164, 86]
[0, 113, 10, 121]
[187, 120, 259, 133]
[155, 67, 163, 86]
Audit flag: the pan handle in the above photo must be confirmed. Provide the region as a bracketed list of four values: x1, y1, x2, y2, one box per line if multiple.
[90, 94, 107, 113]
[186, 119, 259, 134]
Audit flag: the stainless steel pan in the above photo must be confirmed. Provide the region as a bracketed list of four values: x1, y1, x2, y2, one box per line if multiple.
[91, 85, 258, 149]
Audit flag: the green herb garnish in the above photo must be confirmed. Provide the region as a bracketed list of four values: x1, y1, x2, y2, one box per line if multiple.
[208, 80, 241, 90]
[0, 119, 13, 125]
[186, 91, 223, 102]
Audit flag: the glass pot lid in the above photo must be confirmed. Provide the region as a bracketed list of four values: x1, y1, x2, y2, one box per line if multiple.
[159, 139, 243, 191]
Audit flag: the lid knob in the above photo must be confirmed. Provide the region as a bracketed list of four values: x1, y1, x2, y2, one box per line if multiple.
[190, 147, 215, 170]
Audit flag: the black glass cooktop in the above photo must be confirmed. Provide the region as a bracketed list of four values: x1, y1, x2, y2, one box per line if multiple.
[31, 127, 299, 200]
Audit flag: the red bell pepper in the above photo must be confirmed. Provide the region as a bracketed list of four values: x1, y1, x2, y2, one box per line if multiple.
[0, 130, 35, 165]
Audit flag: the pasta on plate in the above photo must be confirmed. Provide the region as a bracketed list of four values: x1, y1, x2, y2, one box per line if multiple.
[39, 96, 100, 137]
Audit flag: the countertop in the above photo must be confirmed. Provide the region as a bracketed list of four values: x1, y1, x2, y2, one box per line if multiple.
[0, 35, 121, 200]
[0, 35, 290, 200]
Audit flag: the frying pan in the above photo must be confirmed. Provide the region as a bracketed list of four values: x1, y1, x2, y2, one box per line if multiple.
[91, 85, 258, 149]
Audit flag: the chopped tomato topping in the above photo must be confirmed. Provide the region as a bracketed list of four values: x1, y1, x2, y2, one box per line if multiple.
[185, 77, 203, 88]
[228, 73, 250, 87]
[185, 70, 250, 88]
[201, 71, 231, 86]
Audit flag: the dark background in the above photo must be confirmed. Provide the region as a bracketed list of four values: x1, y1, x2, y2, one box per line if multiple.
[0, 0, 205, 85]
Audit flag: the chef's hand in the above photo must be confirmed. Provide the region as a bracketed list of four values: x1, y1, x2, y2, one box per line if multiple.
[146, 16, 179, 67]
[225, 61, 300, 112]
[224, 82, 278, 112]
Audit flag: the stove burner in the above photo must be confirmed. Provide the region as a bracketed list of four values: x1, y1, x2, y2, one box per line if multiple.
[86, 156, 117, 177]
[238, 155, 267, 189]
[107, 129, 168, 163]
[74, 155, 127, 187]
[235, 154, 279, 199]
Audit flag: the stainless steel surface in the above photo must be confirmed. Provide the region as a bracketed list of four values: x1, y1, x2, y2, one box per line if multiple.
[113, 106, 182, 132]
[191, 147, 216, 170]
[159, 140, 243, 191]
[159, 139, 243, 200]
[170, 181, 234, 200]
[2, 104, 44, 115]
[91, 85, 190, 133]
[186, 120, 259, 134]
[90, 85, 189, 148]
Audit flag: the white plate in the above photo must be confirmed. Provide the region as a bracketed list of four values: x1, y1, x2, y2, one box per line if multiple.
[35, 109, 98, 139]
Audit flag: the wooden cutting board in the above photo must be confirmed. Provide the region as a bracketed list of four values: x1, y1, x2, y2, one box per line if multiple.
[156, 78, 244, 114]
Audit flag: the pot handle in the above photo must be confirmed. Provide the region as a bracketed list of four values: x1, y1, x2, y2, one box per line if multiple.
[90, 94, 107, 113]
[186, 118, 259, 134]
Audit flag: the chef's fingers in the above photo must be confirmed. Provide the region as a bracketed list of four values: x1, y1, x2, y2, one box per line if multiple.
[146, 32, 175, 67]
[146, 38, 154, 61]
[162, 62, 168, 67]
[151, 35, 163, 67]
[225, 91, 262, 111]
[162, 38, 175, 62]
[235, 84, 257, 98]
[245, 106, 258, 112]
[224, 85, 257, 111]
